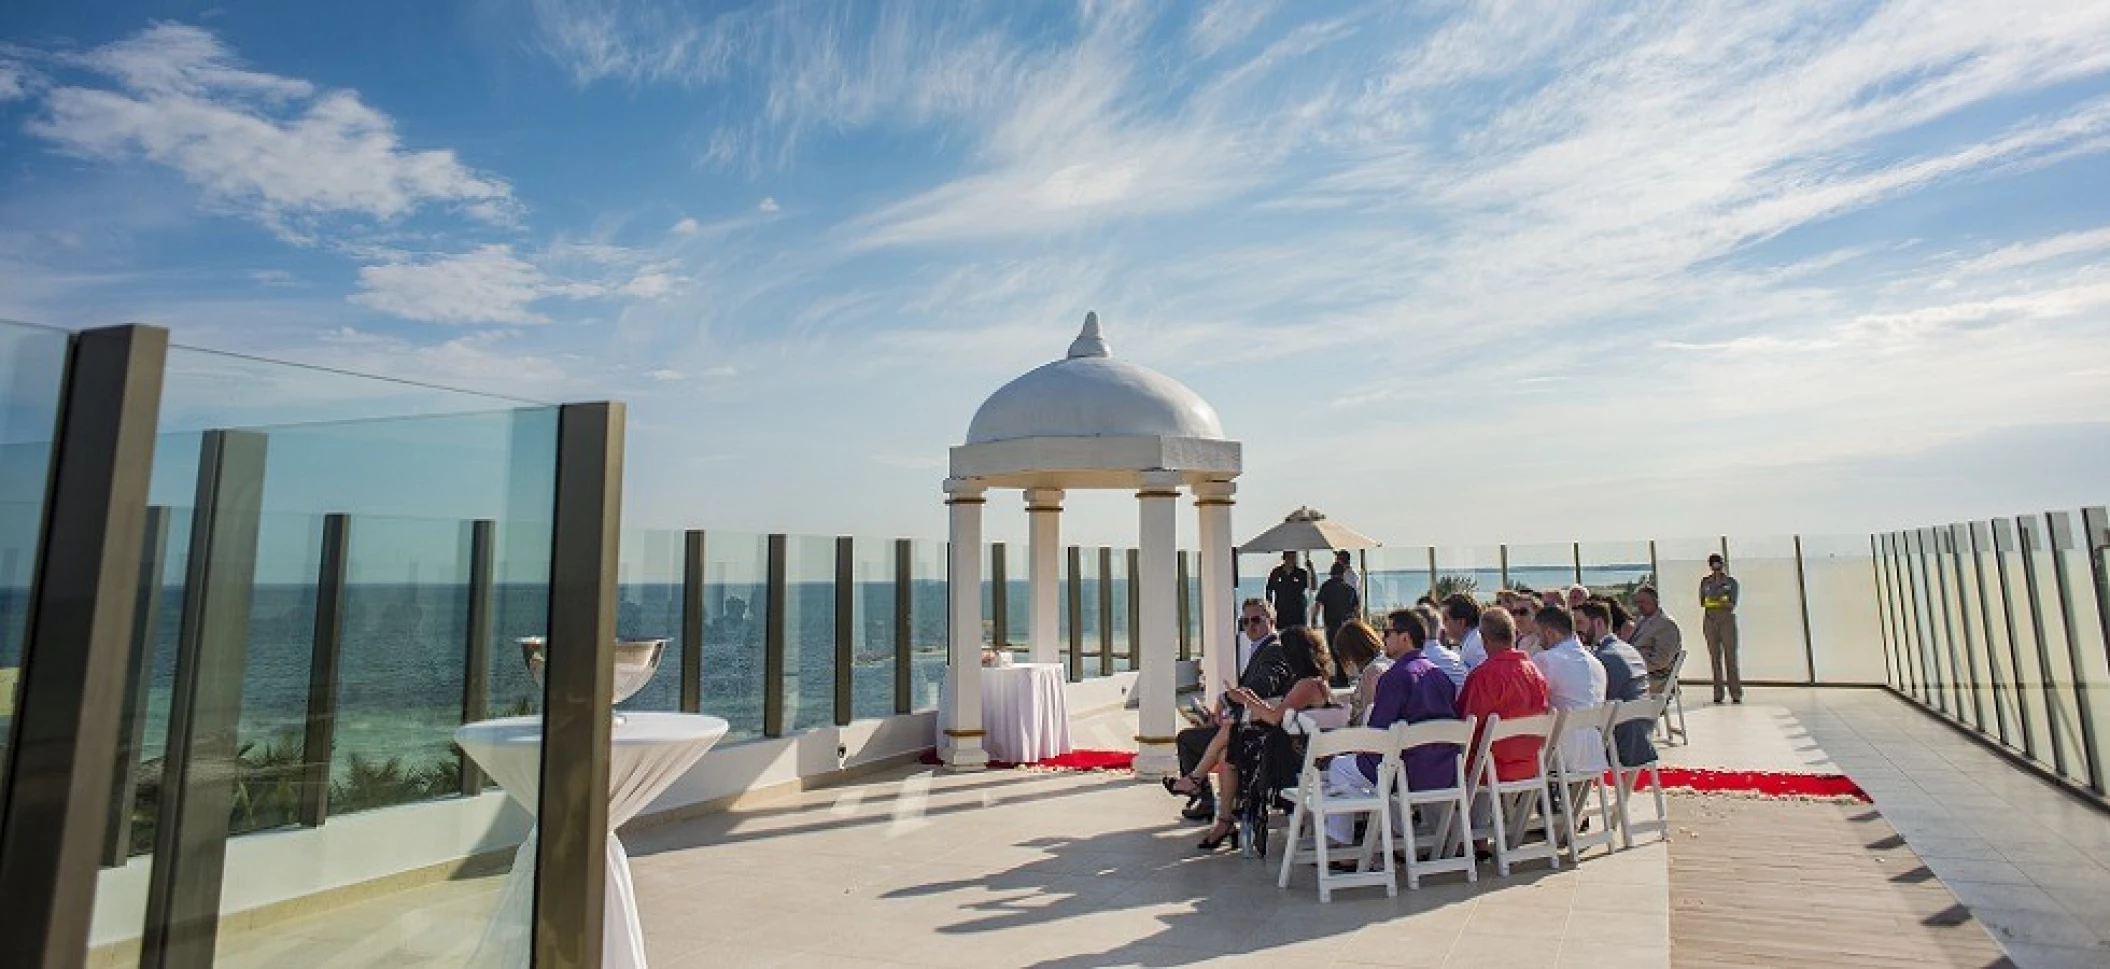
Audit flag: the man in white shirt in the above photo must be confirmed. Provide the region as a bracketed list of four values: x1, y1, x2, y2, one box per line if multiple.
[1441, 594, 1487, 669]
[1529, 605, 1608, 774]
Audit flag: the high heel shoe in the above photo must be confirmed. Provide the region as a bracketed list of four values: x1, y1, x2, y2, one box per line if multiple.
[1196, 820, 1240, 852]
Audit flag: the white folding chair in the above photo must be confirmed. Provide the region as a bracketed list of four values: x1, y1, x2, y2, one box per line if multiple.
[1277, 716, 1398, 902]
[1455, 712, 1562, 876]
[1607, 695, 1671, 848]
[1656, 651, 1689, 746]
[1390, 717, 1478, 889]
[1547, 704, 1617, 864]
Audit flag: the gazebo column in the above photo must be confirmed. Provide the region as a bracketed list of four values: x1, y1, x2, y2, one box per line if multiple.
[941, 478, 989, 770]
[1194, 480, 1237, 693]
[1025, 488, 1064, 665]
[1133, 471, 1183, 779]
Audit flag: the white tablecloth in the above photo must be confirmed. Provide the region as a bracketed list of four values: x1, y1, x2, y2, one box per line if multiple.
[980, 663, 1071, 763]
[456, 712, 729, 969]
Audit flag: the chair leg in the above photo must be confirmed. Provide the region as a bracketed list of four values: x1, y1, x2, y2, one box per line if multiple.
[1538, 782, 1563, 869]
[1488, 791, 1511, 877]
[1650, 766, 1668, 842]
[1614, 770, 1635, 850]
[1277, 801, 1303, 889]
[1377, 804, 1397, 898]
[1454, 793, 1477, 883]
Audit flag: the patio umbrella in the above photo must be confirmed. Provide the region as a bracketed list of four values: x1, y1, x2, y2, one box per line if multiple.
[1236, 506, 1380, 553]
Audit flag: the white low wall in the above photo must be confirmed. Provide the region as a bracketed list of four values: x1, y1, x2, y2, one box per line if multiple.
[88, 663, 1195, 947]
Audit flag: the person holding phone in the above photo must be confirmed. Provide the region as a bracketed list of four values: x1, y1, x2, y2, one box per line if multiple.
[1165, 599, 1288, 826]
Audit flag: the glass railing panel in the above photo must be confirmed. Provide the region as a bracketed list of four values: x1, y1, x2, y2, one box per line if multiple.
[86, 342, 560, 969]
[699, 531, 767, 740]
[1945, 527, 1995, 733]
[849, 538, 897, 720]
[979, 543, 998, 650]
[1433, 544, 1502, 601]
[1504, 542, 1575, 598]
[615, 528, 683, 714]
[0, 320, 72, 811]
[2026, 521, 2087, 785]
[783, 535, 837, 733]
[907, 540, 947, 710]
[1003, 542, 1029, 650]
[1073, 547, 1104, 677]
[2000, 531, 2053, 762]
[1578, 542, 1653, 608]
[1800, 535, 1888, 685]
[1963, 525, 2020, 743]
[331, 515, 473, 818]
[2052, 512, 2110, 787]
[1362, 546, 1431, 616]
[1913, 531, 1956, 717]
[1722, 535, 1810, 683]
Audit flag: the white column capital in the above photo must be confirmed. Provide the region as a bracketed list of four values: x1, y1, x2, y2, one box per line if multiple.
[1192, 479, 1236, 504]
[943, 477, 986, 503]
[1136, 470, 1185, 496]
[1024, 487, 1065, 511]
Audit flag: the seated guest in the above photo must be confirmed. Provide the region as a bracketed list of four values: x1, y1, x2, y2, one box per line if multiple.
[1325, 610, 1459, 850]
[1627, 585, 1682, 694]
[1580, 600, 1657, 767]
[1202, 625, 1334, 852]
[1441, 594, 1486, 669]
[1458, 609, 1551, 785]
[1565, 584, 1590, 610]
[1334, 620, 1390, 727]
[1167, 598, 1285, 820]
[1415, 602, 1468, 689]
[1510, 599, 1544, 654]
[1540, 588, 1564, 609]
[1531, 605, 1609, 775]
[1601, 595, 1636, 642]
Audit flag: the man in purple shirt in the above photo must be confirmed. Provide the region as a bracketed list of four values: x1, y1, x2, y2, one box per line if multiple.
[1325, 610, 1461, 847]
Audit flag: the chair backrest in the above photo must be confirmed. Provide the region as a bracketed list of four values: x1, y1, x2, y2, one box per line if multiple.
[1305, 724, 1398, 760]
[1558, 702, 1617, 735]
[1665, 650, 1687, 681]
[1395, 717, 1475, 752]
[1487, 712, 1555, 742]
[1609, 695, 1666, 729]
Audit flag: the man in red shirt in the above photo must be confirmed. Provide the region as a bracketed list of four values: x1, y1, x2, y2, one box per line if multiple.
[1458, 608, 1552, 782]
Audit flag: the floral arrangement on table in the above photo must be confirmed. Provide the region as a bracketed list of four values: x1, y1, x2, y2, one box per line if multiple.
[980, 647, 1014, 668]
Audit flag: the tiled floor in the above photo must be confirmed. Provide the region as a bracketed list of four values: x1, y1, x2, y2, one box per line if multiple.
[1666, 687, 2110, 969]
[176, 686, 2110, 968]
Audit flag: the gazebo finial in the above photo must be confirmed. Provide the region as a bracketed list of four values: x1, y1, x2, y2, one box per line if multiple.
[1066, 311, 1110, 359]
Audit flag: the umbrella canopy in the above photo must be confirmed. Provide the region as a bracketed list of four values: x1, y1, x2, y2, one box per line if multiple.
[1237, 506, 1380, 553]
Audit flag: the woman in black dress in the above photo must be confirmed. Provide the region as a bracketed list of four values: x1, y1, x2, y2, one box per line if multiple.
[1198, 626, 1334, 855]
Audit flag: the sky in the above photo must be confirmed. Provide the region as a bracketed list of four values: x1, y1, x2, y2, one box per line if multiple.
[4, 0, 2110, 552]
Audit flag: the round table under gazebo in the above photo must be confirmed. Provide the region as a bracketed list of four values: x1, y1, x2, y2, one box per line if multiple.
[937, 312, 1243, 779]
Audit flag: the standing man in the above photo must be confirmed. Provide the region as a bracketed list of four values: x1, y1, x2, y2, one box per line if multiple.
[1266, 550, 1312, 629]
[1334, 549, 1361, 592]
[1628, 585, 1683, 695]
[1314, 563, 1360, 646]
[1699, 553, 1741, 704]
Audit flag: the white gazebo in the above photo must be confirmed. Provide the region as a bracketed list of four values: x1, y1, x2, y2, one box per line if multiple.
[940, 312, 1242, 778]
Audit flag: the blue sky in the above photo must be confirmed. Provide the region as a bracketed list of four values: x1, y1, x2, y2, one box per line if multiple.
[4, 1, 2110, 550]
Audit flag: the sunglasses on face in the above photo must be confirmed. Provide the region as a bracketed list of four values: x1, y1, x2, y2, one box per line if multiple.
[1510, 608, 1531, 617]
[1241, 616, 1268, 627]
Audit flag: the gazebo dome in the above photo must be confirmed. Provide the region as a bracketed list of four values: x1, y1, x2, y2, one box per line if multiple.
[965, 313, 1225, 445]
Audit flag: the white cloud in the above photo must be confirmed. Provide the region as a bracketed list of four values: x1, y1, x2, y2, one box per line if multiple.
[757, 196, 779, 214]
[646, 367, 683, 381]
[250, 268, 298, 287]
[351, 245, 594, 324]
[1954, 226, 2110, 276]
[1190, 0, 1278, 58]
[670, 216, 701, 235]
[0, 60, 34, 101]
[24, 25, 516, 241]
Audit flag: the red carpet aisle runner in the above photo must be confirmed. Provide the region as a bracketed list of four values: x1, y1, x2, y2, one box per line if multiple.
[918, 749, 1136, 773]
[1645, 767, 1872, 803]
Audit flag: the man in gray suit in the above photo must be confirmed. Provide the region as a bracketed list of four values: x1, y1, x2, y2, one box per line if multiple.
[1628, 585, 1682, 695]
[1580, 600, 1656, 768]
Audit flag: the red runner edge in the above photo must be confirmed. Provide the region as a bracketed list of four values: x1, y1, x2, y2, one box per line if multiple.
[1646, 766, 1872, 802]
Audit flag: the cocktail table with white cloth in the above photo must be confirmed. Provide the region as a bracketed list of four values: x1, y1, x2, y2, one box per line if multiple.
[456, 712, 728, 969]
[973, 662, 1072, 763]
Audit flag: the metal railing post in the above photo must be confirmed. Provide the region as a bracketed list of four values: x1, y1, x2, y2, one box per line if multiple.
[1498, 544, 1509, 590]
[1126, 547, 1141, 670]
[1571, 542, 1583, 586]
[835, 537, 853, 727]
[680, 530, 704, 715]
[532, 401, 624, 969]
[1098, 547, 1114, 676]
[1067, 546, 1084, 683]
[894, 539, 912, 715]
[457, 518, 495, 796]
[103, 505, 169, 866]
[141, 430, 268, 969]
[763, 534, 787, 738]
[300, 513, 352, 823]
[1793, 536, 1816, 684]
[1177, 551, 1192, 662]
[990, 542, 1008, 651]
[0, 325, 167, 969]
